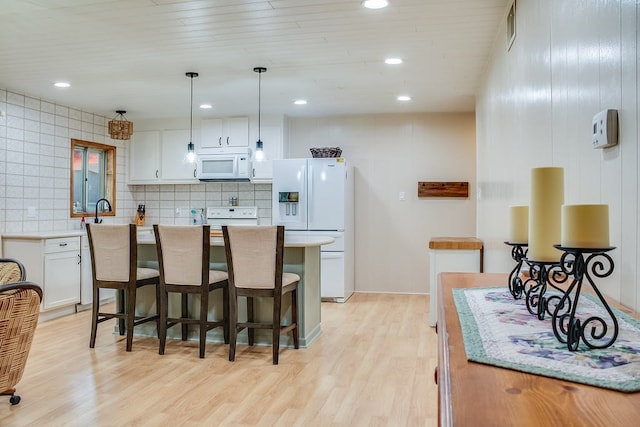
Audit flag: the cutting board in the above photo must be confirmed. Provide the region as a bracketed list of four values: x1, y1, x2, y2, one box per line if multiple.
[210, 230, 223, 237]
[429, 237, 483, 250]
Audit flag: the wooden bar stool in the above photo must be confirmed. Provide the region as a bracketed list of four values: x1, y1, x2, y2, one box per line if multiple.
[86, 224, 160, 351]
[153, 224, 229, 358]
[222, 225, 299, 364]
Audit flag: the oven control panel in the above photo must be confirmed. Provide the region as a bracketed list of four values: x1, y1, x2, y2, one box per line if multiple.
[206, 206, 257, 220]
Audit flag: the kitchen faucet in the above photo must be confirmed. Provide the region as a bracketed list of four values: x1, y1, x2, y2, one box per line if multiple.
[94, 198, 112, 223]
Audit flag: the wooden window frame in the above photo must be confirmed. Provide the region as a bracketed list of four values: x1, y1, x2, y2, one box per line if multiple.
[70, 139, 117, 219]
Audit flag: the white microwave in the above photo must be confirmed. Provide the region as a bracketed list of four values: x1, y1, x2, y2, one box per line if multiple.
[198, 150, 251, 181]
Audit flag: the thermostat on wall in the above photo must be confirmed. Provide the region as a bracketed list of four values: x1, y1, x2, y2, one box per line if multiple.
[592, 109, 618, 149]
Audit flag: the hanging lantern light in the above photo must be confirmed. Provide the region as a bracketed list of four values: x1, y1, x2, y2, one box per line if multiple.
[108, 110, 133, 140]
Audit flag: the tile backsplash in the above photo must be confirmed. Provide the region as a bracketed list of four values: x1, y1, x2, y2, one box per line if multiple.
[129, 182, 272, 226]
[0, 88, 272, 236]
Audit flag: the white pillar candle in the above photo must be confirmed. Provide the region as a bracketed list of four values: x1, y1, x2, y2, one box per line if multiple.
[561, 204, 609, 248]
[509, 205, 529, 244]
[528, 167, 564, 262]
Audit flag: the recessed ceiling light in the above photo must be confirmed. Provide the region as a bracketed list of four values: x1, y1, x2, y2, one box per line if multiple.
[385, 58, 403, 65]
[54, 82, 70, 88]
[397, 95, 411, 101]
[294, 99, 307, 105]
[363, 0, 389, 9]
[199, 104, 212, 109]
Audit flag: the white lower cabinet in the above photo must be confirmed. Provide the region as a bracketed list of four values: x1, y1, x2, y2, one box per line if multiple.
[80, 234, 92, 305]
[3, 235, 81, 314]
[43, 246, 81, 309]
[428, 238, 483, 327]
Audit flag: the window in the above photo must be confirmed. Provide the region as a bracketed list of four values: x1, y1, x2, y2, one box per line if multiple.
[70, 139, 116, 218]
[506, 1, 516, 51]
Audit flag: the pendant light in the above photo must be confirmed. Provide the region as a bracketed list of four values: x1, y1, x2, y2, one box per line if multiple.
[253, 66, 267, 162]
[108, 110, 133, 140]
[185, 72, 198, 163]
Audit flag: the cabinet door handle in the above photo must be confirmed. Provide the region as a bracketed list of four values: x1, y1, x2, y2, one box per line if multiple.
[59, 242, 68, 247]
[156, 169, 159, 178]
[252, 168, 255, 177]
[193, 168, 197, 178]
[226, 136, 229, 145]
[77, 254, 81, 265]
[218, 137, 222, 146]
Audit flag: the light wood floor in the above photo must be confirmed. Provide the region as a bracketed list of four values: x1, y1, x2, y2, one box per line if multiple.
[2, 293, 438, 427]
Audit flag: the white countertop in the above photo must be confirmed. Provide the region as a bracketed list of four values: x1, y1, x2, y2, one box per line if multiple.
[2, 230, 86, 239]
[137, 233, 334, 248]
[3, 228, 335, 248]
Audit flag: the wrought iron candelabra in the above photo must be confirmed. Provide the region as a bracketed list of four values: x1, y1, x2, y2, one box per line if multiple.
[504, 242, 527, 298]
[550, 245, 618, 351]
[520, 259, 568, 320]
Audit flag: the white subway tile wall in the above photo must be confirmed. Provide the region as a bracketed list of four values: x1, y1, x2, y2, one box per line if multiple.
[0, 89, 272, 236]
[0, 89, 126, 233]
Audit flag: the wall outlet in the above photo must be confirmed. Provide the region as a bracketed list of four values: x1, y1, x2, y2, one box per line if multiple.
[27, 206, 37, 218]
[399, 191, 406, 201]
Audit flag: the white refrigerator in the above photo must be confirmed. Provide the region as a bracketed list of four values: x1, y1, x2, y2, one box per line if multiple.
[272, 158, 354, 302]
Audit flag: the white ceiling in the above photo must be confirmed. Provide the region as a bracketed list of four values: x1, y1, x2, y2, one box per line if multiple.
[0, 0, 508, 121]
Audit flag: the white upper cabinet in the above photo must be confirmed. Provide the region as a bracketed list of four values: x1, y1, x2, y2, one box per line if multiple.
[251, 124, 283, 183]
[129, 129, 198, 184]
[161, 129, 198, 181]
[129, 130, 161, 182]
[201, 117, 249, 151]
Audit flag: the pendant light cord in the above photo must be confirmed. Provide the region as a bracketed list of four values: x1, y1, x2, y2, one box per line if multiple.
[189, 75, 194, 143]
[185, 72, 198, 147]
[253, 67, 267, 145]
[258, 71, 261, 141]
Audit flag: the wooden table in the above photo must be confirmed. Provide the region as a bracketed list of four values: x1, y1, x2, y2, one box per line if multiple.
[437, 272, 640, 426]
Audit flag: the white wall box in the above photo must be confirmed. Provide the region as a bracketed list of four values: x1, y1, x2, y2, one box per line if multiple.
[428, 237, 483, 327]
[251, 124, 283, 183]
[3, 235, 82, 320]
[201, 117, 249, 152]
[129, 129, 198, 184]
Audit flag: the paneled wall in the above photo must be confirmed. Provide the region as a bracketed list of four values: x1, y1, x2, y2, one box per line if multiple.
[476, 0, 639, 309]
[287, 113, 477, 294]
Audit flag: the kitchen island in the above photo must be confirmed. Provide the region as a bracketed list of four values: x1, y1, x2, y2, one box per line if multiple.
[3, 228, 333, 347]
[135, 230, 333, 348]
